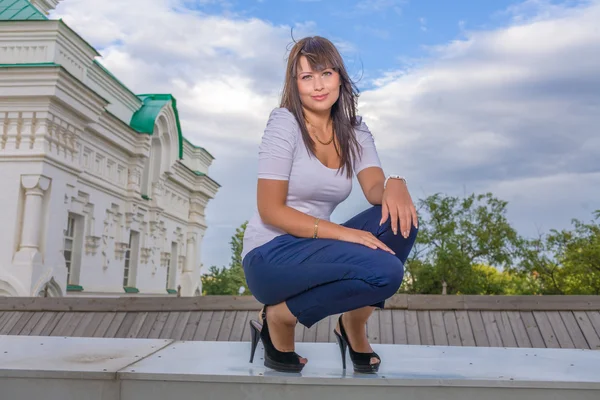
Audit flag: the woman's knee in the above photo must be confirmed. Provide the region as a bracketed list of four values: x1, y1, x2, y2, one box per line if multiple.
[372, 253, 404, 294]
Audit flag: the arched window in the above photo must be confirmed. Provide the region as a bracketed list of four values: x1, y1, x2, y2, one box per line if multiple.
[141, 112, 176, 197]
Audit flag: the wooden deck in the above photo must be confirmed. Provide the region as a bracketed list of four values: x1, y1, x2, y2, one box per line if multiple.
[1, 295, 599, 350]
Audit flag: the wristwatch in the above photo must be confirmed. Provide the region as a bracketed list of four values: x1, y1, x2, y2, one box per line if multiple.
[384, 175, 407, 189]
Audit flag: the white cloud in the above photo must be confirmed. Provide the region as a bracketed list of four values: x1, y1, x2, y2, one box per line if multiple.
[51, 0, 600, 269]
[358, 0, 600, 240]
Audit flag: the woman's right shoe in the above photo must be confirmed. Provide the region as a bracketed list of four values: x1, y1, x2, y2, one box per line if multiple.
[249, 306, 305, 373]
[333, 314, 381, 374]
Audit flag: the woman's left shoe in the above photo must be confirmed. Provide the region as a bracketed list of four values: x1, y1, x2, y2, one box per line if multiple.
[333, 314, 381, 374]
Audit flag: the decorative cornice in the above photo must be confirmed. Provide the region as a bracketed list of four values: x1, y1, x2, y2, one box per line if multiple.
[29, 0, 61, 16]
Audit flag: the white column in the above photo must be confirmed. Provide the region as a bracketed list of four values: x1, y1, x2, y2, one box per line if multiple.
[13, 175, 51, 270]
[19, 175, 51, 252]
[184, 233, 196, 273]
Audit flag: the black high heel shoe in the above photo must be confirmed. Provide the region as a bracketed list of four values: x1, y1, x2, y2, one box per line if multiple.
[333, 314, 381, 374]
[249, 306, 305, 373]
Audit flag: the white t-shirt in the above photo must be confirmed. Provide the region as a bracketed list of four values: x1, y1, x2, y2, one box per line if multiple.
[241, 107, 382, 260]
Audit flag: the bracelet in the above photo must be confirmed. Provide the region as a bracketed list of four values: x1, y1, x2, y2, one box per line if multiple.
[313, 218, 320, 239]
[384, 175, 407, 189]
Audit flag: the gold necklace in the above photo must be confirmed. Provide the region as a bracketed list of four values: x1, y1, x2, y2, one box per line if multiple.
[306, 120, 334, 145]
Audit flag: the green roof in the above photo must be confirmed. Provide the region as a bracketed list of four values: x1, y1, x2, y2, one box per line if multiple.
[0, 0, 46, 20]
[130, 94, 184, 159]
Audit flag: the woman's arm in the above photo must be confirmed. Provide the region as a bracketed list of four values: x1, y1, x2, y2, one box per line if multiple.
[357, 166, 386, 205]
[354, 120, 417, 237]
[258, 179, 394, 253]
[257, 179, 348, 240]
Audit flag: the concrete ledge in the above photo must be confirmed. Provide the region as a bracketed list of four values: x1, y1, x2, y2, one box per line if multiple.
[1, 334, 599, 400]
[2, 295, 600, 312]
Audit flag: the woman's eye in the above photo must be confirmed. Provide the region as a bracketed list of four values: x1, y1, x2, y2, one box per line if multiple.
[302, 75, 312, 80]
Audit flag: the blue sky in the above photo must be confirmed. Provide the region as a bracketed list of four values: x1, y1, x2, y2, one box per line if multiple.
[53, 0, 600, 270]
[189, 0, 577, 89]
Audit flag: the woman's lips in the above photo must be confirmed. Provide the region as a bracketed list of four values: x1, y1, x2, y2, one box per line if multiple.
[312, 94, 328, 101]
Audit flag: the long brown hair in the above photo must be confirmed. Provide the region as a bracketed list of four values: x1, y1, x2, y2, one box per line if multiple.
[280, 36, 362, 178]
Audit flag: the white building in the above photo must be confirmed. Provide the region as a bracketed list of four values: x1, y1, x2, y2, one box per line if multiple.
[0, 0, 220, 297]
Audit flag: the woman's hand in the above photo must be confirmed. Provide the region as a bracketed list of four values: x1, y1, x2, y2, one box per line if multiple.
[337, 227, 396, 255]
[380, 179, 418, 238]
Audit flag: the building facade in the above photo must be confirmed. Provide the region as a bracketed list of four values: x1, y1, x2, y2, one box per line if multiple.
[0, 0, 220, 297]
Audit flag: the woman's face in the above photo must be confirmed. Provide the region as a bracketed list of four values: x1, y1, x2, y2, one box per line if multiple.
[296, 55, 340, 114]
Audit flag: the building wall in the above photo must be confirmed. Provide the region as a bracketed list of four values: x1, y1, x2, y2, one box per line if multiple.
[0, 20, 219, 297]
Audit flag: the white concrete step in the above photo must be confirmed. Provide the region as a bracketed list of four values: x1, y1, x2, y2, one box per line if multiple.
[1, 334, 599, 400]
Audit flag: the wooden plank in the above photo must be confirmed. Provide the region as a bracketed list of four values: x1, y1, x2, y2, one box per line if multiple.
[228, 311, 248, 342]
[205, 311, 224, 341]
[94, 313, 117, 338]
[495, 312, 517, 348]
[519, 311, 546, 348]
[180, 312, 202, 341]
[0, 312, 23, 334]
[443, 311, 461, 346]
[315, 315, 331, 343]
[217, 311, 236, 341]
[505, 311, 532, 348]
[559, 311, 589, 349]
[0, 313, 13, 332]
[60, 312, 87, 337]
[0, 296, 263, 312]
[71, 312, 97, 337]
[328, 314, 341, 343]
[302, 322, 317, 343]
[367, 310, 380, 344]
[8, 312, 34, 335]
[454, 311, 475, 347]
[134, 311, 157, 338]
[481, 312, 503, 347]
[573, 311, 600, 350]
[294, 318, 305, 343]
[170, 311, 191, 341]
[18, 312, 45, 336]
[546, 311, 575, 349]
[160, 312, 181, 339]
[50, 313, 74, 336]
[391, 310, 408, 344]
[407, 295, 465, 310]
[242, 312, 256, 342]
[416, 311, 434, 345]
[30, 312, 59, 336]
[104, 312, 126, 338]
[82, 312, 108, 337]
[405, 310, 420, 345]
[468, 311, 490, 347]
[3, 294, 600, 312]
[463, 295, 600, 311]
[379, 310, 394, 345]
[115, 313, 138, 338]
[193, 311, 214, 341]
[533, 311, 559, 348]
[147, 312, 169, 339]
[429, 311, 448, 346]
[125, 312, 148, 339]
[586, 311, 600, 337]
[384, 294, 408, 309]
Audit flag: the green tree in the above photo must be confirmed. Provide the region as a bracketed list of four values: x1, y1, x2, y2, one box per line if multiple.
[201, 222, 252, 295]
[518, 210, 600, 295]
[402, 192, 523, 294]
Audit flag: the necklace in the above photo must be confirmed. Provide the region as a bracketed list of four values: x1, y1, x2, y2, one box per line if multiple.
[306, 120, 334, 145]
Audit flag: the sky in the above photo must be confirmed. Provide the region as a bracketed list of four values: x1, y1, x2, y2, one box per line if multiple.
[51, 0, 600, 270]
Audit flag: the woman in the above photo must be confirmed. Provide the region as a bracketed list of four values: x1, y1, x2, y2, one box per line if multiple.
[242, 36, 418, 374]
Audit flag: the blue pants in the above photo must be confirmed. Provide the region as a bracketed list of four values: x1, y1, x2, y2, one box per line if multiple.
[242, 205, 418, 328]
